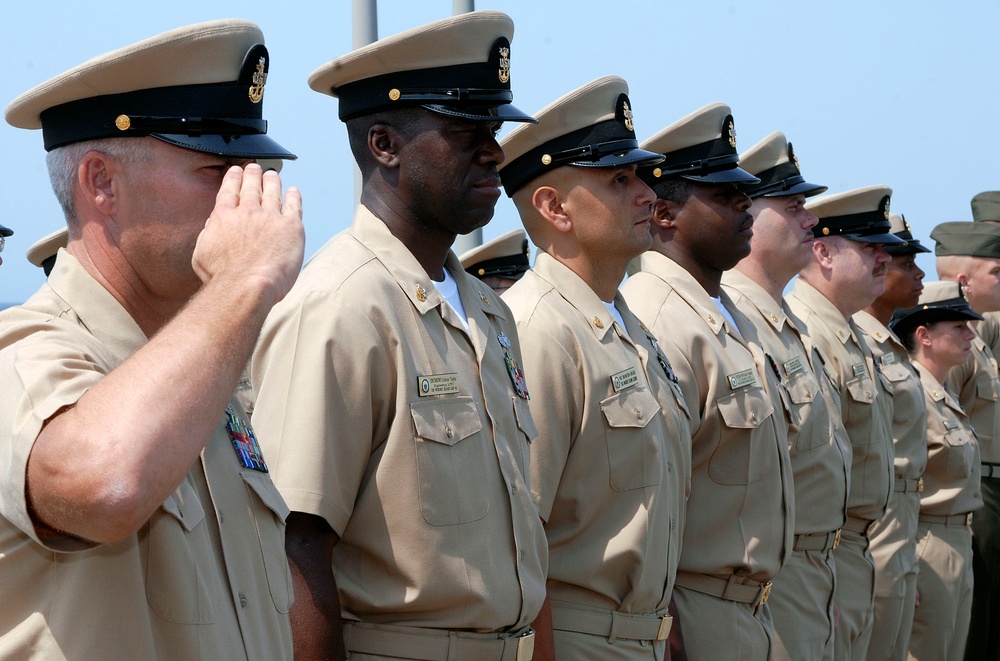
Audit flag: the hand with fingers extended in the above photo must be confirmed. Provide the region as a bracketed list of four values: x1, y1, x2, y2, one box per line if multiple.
[193, 163, 304, 307]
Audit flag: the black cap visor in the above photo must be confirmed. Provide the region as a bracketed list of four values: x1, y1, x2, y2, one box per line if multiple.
[842, 231, 907, 245]
[682, 165, 760, 185]
[755, 179, 828, 199]
[152, 132, 296, 160]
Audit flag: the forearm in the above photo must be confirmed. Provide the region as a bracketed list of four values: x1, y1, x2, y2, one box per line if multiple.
[286, 513, 345, 661]
[27, 276, 277, 542]
[530, 593, 556, 661]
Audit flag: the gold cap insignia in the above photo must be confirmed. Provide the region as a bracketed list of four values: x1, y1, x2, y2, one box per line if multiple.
[498, 46, 510, 84]
[904, 220, 912, 231]
[883, 197, 891, 220]
[622, 100, 634, 132]
[115, 114, 131, 131]
[248, 56, 267, 104]
[789, 144, 800, 171]
[727, 119, 737, 148]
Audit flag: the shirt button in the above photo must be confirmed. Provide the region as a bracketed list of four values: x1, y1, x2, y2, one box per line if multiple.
[511, 485, 517, 494]
[445, 427, 453, 438]
[239, 593, 247, 608]
[635, 409, 643, 420]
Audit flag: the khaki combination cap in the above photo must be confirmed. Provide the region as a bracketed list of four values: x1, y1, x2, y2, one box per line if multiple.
[806, 185, 904, 245]
[309, 10, 533, 124]
[931, 221, 1000, 257]
[638, 102, 759, 186]
[459, 229, 531, 279]
[26, 227, 68, 268]
[971, 191, 1000, 223]
[738, 131, 826, 199]
[885, 212, 930, 256]
[498, 75, 662, 196]
[5, 19, 294, 159]
[890, 280, 983, 336]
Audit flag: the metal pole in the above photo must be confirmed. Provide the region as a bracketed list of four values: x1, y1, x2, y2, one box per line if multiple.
[352, 0, 378, 204]
[450, 0, 482, 256]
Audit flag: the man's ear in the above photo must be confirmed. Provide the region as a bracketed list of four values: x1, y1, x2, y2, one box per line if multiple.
[78, 151, 118, 216]
[531, 186, 572, 233]
[650, 198, 677, 229]
[812, 238, 834, 269]
[368, 123, 404, 169]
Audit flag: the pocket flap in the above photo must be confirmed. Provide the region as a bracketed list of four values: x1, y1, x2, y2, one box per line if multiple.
[513, 396, 538, 442]
[410, 396, 483, 446]
[601, 386, 661, 429]
[241, 470, 290, 523]
[717, 385, 774, 430]
[160, 478, 206, 532]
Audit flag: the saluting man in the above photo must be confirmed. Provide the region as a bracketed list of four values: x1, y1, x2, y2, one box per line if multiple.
[0, 20, 303, 660]
[251, 12, 546, 661]
[622, 104, 794, 661]
[499, 76, 692, 660]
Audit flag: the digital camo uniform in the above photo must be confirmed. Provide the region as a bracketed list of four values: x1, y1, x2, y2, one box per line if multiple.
[787, 186, 901, 661]
[0, 21, 296, 660]
[721, 131, 849, 661]
[623, 104, 794, 661]
[498, 76, 691, 660]
[932, 211, 1000, 661]
[251, 12, 546, 660]
[854, 215, 930, 661]
[888, 282, 984, 661]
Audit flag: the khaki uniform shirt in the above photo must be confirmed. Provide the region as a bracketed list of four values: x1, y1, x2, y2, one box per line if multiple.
[723, 270, 850, 536]
[854, 311, 928, 481]
[622, 252, 793, 582]
[788, 279, 895, 522]
[503, 252, 691, 613]
[948, 325, 1000, 463]
[251, 206, 547, 631]
[917, 364, 984, 517]
[0, 251, 293, 661]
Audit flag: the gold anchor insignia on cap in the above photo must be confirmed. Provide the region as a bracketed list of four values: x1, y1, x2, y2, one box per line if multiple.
[622, 99, 634, 132]
[593, 316, 604, 328]
[248, 56, 267, 104]
[115, 114, 131, 131]
[789, 145, 800, 171]
[904, 220, 912, 231]
[498, 46, 510, 84]
[727, 119, 737, 148]
[389, 88, 401, 101]
[415, 284, 427, 302]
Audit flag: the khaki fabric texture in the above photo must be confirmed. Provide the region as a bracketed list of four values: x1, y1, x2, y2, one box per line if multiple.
[832, 531, 878, 661]
[251, 206, 547, 632]
[787, 280, 895, 521]
[947, 327, 1000, 463]
[621, 252, 793, 659]
[503, 253, 691, 623]
[0, 253, 293, 660]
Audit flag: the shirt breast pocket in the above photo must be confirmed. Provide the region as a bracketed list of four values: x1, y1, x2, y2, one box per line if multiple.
[783, 369, 825, 453]
[845, 376, 876, 444]
[241, 471, 293, 613]
[601, 386, 663, 492]
[711, 385, 774, 485]
[146, 479, 215, 624]
[411, 396, 491, 525]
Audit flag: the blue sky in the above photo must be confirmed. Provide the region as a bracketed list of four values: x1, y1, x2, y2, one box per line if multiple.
[3, 0, 996, 304]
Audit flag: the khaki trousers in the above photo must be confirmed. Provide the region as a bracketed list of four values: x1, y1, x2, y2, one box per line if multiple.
[832, 530, 877, 661]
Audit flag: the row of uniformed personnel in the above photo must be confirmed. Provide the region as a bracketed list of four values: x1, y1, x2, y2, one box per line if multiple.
[2, 9, 998, 661]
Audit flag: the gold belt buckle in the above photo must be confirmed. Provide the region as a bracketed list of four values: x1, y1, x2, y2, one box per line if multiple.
[515, 630, 535, 661]
[917, 477, 925, 492]
[656, 615, 673, 640]
[832, 528, 842, 549]
[760, 582, 773, 605]
[966, 512, 974, 527]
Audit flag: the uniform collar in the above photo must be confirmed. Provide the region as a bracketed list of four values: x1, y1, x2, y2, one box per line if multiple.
[350, 205, 508, 322]
[791, 278, 857, 346]
[853, 310, 903, 352]
[915, 362, 963, 412]
[637, 250, 734, 338]
[46, 248, 148, 362]
[721, 269, 791, 333]
[531, 251, 624, 341]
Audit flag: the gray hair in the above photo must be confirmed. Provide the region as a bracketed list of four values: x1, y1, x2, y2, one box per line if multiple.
[46, 138, 149, 226]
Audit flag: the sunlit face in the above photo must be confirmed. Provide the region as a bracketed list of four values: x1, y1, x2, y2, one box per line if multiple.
[962, 257, 1000, 313]
[109, 138, 253, 300]
[747, 194, 817, 274]
[924, 319, 977, 369]
[825, 236, 893, 309]
[564, 164, 656, 264]
[878, 253, 925, 311]
[401, 112, 505, 236]
[673, 181, 754, 271]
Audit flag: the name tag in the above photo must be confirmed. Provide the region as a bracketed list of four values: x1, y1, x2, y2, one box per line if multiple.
[728, 368, 757, 390]
[417, 373, 460, 397]
[881, 353, 897, 366]
[611, 367, 640, 393]
[944, 419, 960, 431]
[783, 356, 804, 377]
[852, 363, 867, 378]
